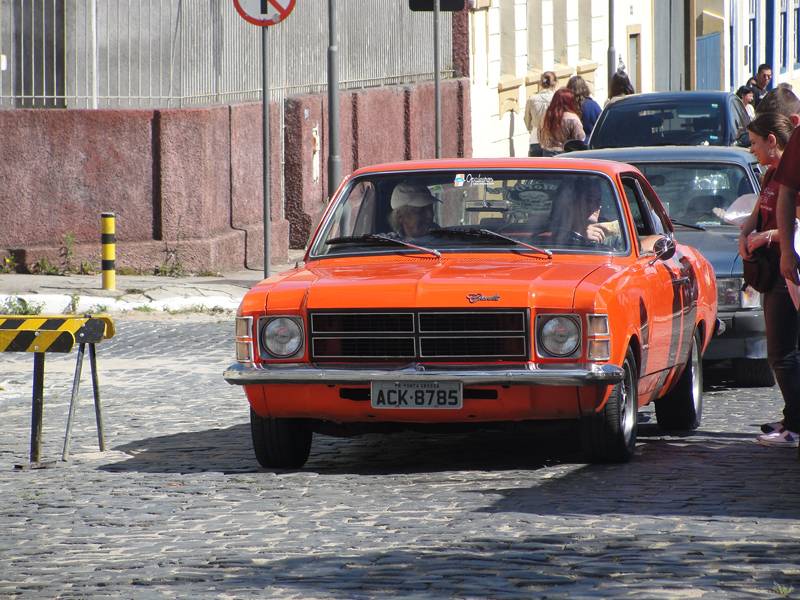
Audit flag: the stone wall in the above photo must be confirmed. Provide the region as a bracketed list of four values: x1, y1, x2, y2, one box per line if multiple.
[0, 78, 470, 274]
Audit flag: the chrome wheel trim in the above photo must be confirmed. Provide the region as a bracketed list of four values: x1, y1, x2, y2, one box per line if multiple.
[690, 337, 701, 415]
[620, 359, 636, 442]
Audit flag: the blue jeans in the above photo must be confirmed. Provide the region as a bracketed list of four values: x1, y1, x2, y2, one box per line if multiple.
[763, 279, 800, 432]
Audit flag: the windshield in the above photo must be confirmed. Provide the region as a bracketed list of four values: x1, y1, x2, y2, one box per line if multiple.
[631, 162, 756, 227]
[310, 170, 629, 257]
[592, 101, 727, 148]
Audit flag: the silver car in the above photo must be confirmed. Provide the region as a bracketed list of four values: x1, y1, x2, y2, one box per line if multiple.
[568, 145, 772, 387]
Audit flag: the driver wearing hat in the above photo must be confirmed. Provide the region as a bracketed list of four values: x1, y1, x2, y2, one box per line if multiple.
[388, 182, 439, 238]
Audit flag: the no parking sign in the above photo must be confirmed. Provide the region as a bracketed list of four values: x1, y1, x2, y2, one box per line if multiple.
[233, 0, 296, 27]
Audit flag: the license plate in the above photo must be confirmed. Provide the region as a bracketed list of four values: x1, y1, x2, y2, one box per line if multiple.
[370, 381, 463, 409]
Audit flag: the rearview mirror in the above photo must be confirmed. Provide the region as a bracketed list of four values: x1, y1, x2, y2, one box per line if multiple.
[563, 139, 589, 153]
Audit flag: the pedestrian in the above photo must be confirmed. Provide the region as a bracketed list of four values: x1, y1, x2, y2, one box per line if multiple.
[736, 85, 756, 119]
[524, 71, 558, 157]
[567, 75, 602, 142]
[755, 86, 800, 121]
[538, 89, 585, 156]
[605, 70, 635, 107]
[751, 63, 773, 107]
[737, 113, 800, 447]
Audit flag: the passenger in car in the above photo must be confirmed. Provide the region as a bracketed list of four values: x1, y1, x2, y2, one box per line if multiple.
[546, 178, 621, 247]
[388, 182, 439, 239]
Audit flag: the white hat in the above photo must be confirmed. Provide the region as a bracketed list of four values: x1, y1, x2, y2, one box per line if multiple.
[390, 183, 439, 210]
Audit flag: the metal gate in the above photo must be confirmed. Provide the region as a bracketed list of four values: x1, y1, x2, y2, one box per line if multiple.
[696, 32, 721, 90]
[0, 0, 454, 109]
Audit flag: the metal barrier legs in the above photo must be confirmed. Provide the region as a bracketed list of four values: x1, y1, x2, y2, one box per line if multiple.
[62, 342, 105, 461]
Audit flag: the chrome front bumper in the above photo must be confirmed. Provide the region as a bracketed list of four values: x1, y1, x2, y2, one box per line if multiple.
[223, 362, 624, 387]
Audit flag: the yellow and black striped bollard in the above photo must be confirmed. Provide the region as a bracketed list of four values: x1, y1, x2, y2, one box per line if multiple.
[101, 212, 116, 290]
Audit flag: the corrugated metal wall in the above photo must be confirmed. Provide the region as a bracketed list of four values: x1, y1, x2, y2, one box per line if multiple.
[0, 0, 454, 108]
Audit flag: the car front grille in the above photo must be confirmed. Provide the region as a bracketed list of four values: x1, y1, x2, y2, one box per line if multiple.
[309, 310, 528, 361]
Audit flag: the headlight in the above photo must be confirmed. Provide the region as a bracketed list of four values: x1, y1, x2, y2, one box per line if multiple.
[717, 278, 761, 309]
[537, 315, 581, 357]
[261, 317, 304, 358]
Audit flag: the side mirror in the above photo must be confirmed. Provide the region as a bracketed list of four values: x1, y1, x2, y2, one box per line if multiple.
[735, 129, 751, 148]
[652, 235, 676, 261]
[563, 139, 589, 153]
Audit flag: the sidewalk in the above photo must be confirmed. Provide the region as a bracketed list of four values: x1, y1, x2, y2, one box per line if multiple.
[0, 249, 306, 315]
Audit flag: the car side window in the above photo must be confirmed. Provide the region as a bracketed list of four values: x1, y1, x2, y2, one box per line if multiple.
[634, 176, 671, 235]
[621, 177, 652, 237]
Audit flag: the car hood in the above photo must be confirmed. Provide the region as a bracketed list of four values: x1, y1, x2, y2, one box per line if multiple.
[674, 228, 741, 277]
[251, 256, 609, 312]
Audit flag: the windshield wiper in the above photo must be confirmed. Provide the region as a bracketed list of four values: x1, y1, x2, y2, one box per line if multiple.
[670, 219, 706, 231]
[325, 233, 441, 258]
[428, 227, 552, 257]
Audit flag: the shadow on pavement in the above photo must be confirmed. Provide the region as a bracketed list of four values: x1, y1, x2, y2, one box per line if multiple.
[100, 422, 800, 524]
[197, 533, 800, 599]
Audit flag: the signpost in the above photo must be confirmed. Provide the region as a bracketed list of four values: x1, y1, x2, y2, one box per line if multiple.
[408, 0, 464, 159]
[233, 0, 296, 278]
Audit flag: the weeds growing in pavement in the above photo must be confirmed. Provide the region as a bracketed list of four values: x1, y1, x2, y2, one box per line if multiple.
[0, 296, 44, 315]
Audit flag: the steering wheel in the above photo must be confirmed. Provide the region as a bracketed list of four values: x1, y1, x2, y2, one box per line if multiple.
[567, 230, 600, 246]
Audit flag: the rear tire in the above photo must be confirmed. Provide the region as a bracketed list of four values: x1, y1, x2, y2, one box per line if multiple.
[733, 358, 775, 388]
[655, 331, 703, 431]
[250, 409, 312, 469]
[582, 347, 638, 463]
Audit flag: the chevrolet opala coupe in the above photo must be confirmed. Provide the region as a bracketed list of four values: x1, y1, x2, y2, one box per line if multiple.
[224, 158, 717, 468]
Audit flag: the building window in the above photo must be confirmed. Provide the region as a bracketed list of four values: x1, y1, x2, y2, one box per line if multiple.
[780, 0, 788, 71]
[795, 0, 800, 67]
[578, 0, 592, 61]
[527, 0, 543, 71]
[748, 0, 757, 73]
[553, 0, 567, 65]
[500, 0, 516, 79]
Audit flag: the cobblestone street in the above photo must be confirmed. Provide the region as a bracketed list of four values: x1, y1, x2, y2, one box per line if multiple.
[1, 317, 799, 599]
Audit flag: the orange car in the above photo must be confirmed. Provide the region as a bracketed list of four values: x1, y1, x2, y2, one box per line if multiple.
[224, 158, 718, 467]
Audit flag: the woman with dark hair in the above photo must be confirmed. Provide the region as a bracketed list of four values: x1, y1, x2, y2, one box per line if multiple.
[524, 71, 558, 157]
[737, 112, 800, 448]
[567, 75, 602, 142]
[538, 88, 585, 156]
[736, 85, 756, 119]
[605, 70, 635, 106]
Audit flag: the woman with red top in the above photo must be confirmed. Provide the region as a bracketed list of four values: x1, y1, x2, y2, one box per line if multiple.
[538, 89, 585, 156]
[738, 112, 800, 448]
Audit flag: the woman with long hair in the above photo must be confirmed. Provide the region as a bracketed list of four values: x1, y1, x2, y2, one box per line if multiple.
[524, 71, 558, 157]
[567, 75, 602, 142]
[738, 112, 800, 447]
[606, 70, 635, 106]
[538, 88, 585, 156]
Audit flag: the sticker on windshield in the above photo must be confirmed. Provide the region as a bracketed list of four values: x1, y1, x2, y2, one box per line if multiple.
[453, 173, 494, 187]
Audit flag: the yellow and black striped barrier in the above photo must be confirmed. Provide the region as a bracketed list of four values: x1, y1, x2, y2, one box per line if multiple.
[0, 314, 115, 466]
[101, 212, 116, 291]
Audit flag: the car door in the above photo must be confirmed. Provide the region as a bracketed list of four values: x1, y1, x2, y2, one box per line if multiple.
[620, 174, 695, 400]
[729, 95, 750, 145]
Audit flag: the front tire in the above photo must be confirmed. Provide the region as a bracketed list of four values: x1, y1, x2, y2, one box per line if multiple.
[655, 331, 703, 431]
[250, 409, 312, 469]
[582, 347, 638, 463]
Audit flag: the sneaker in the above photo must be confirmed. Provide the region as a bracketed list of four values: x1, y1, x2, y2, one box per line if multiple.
[760, 420, 785, 434]
[757, 429, 800, 448]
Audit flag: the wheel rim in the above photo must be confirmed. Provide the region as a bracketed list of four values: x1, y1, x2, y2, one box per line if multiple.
[690, 337, 701, 415]
[620, 359, 636, 441]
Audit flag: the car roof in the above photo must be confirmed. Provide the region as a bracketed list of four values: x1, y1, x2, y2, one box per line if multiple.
[605, 90, 736, 105]
[350, 157, 636, 177]
[567, 145, 757, 165]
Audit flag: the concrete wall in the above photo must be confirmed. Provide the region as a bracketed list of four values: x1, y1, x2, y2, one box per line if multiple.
[0, 78, 470, 274]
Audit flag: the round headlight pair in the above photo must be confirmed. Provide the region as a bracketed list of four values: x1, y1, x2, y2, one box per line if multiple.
[539, 316, 580, 357]
[261, 317, 304, 358]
